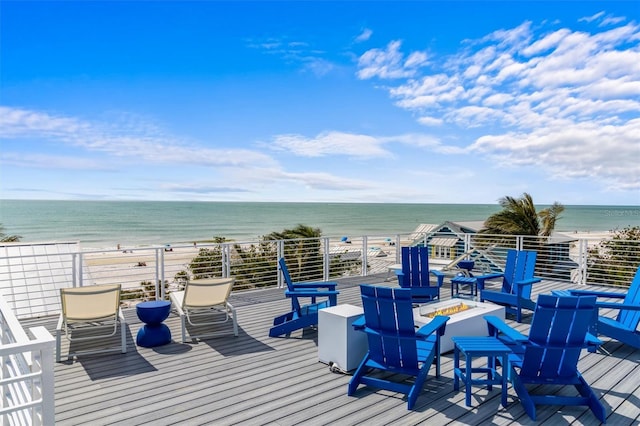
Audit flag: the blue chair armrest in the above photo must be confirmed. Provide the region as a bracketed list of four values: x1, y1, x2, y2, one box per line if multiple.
[525, 335, 601, 351]
[476, 273, 504, 291]
[476, 272, 504, 281]
[366, 328, 430, 343]
[416, 315, 449, 338]
[568, 289, 626, 299]
[595, 302, 640, 311]
[431, 270, 445, 287]
[352, 315, 365, 331]
[585, 332, 602, 349]
[514, 277, 542, 296]
[484, 315, 527, 342]
[291, 282, 338, 291]
[285, 290, 340, 298]
[516, 277, 542, 286]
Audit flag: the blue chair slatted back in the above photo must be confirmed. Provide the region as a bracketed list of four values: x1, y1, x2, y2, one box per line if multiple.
[360, 285, 418, 371]
[502, 249, 537, 299]
[618, 267, 640, 330]
[399, 246, 431, 290]
[279, 258, 302, 313]
[521, 294, 597, 379]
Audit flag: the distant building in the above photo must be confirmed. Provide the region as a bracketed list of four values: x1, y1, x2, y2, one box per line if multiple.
[409, 221, 579, 280]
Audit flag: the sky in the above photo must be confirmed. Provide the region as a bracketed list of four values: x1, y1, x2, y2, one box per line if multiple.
[1, 1, 639, 205]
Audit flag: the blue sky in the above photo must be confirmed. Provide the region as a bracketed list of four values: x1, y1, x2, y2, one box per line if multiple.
[1, 1, 639, 205]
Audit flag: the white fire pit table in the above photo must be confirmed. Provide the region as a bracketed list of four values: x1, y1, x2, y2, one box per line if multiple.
[413, 299, 505, 353]
[318, 304, 368, 372]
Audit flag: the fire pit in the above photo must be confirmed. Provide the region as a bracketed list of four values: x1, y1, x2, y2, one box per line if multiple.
[413, 299, 505, 353]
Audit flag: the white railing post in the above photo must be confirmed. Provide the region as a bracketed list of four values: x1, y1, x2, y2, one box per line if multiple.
[322, 238, 330, 281]
[361, 236, 368, 276]
[30, 327, 55, 426]
[159, 247, 166, 299]
[515, 236, 523, 251]
[77, 252, 83, 288]
[71, 253, 77, 288]
[277, 241, 284, 288]
[578, 239, 588, 285]
[464, 234, 471, 256]
[155, 248, 162, 300]
[223, 244, 231, 278]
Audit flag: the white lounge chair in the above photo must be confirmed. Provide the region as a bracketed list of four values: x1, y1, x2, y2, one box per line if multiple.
[169, 277, 238, 343]
[56, 284, 126, 362]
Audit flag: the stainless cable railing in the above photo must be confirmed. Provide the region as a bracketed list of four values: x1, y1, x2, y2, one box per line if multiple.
[0, 232, 638, 319]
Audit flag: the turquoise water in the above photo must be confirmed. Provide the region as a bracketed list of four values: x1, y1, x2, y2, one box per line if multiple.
[1, 200, 638, 249]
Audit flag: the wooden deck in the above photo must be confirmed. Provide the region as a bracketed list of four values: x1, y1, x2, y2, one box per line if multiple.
[24, 275, 640, 425]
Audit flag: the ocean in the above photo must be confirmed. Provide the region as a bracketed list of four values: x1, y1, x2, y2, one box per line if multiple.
[1, 200, 638, 250]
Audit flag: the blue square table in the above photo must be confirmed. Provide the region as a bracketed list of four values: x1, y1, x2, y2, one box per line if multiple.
[452, 336, 511, 408]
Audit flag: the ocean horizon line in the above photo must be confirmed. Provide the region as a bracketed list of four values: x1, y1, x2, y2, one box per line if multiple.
[1, 200, 638, 250]
[2, 198, 639, 207]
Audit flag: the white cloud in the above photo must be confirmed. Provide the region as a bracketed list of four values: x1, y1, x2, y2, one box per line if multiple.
[357, 40, 427, 80]
[483, 93, 512, 107]
[355, 28, 373, 43]
[270, 131, 448, 158]
[356, 17, 640, 195]
[301, 57, 335, 76]
[404, 51, 428, 69]
[579, 11, 627, 27]
[0, 106, 277, 169]
[470, 118, 640, 190]
[522, 29, 572, 56]
[0, 152, 111, 170]
[0, 106, 90, 138]
[600, 15, 626, 27]
[247, 36, 335, 77]
[579, 12, 606, 23]
[270, 131, 390, 158]
[417, 116, 443, 126]
[280, 171, 374, 191]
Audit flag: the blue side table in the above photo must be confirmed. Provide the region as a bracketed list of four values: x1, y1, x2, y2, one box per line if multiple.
[451, 276, 478, 299]
[136, 300, 172, 347]
[452, 336, 511, 408]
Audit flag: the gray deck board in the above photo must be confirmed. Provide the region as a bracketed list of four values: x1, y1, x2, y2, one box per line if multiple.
[21, 274, 640, 425]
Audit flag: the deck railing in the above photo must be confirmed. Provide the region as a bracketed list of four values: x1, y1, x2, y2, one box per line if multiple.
[0, 295, 55, 425]
[0, 232, 638, 319]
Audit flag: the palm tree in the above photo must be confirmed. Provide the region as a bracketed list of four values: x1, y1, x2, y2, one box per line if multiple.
[265, 224, 323, 280]
[480, 193, 564, 237]
[538, 202, 565, 237]
[0, 224, 21, 242]
[265, 224, 322, 240]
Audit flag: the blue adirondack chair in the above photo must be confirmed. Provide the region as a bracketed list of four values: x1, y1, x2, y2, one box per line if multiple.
[478, 249, 541, 322]
[348, 285, 449, 410]
[396, 246, 445, 303]
[565, 265, 640, 349]
[268, 258, 339, 338]
[484, 294, 606, 423]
